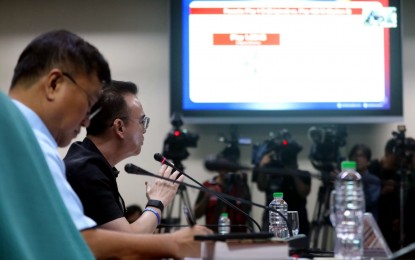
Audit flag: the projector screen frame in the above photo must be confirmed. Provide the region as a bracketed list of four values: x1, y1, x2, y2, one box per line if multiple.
[170, 0, 403, 124]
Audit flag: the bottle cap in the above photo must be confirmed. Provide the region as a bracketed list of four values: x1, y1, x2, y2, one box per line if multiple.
[220, 212, 229, 217]
[341, 161, 357, 170]
[273, 192, 283, 198]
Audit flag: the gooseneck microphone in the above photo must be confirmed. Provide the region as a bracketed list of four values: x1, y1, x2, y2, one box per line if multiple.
[125, 163, 154, 176]
[154, 153, 205, 187]
[126, 160, 293, 237]
[153, 153, 261, 232]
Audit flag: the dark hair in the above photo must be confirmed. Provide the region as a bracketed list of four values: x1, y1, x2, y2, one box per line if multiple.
[87, 80, 138, 135]
[348, 143, 372, 161]
[10, 30, 111, 89]
[385, 138, 397, 154]
[385, 137, 415, 155]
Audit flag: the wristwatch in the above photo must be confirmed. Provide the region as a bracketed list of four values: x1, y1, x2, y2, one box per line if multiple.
[146, 199, 164, 212]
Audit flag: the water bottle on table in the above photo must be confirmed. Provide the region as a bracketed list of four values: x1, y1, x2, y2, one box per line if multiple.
[331, 161, 365, 259]
[218, 212, 231, 235]
[269, 192, 289, 238]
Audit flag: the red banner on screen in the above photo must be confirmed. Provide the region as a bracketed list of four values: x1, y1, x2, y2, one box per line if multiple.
[213, 33, 280, 46]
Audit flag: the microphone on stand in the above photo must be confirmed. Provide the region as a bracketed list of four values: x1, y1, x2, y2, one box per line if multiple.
[155, 224, 255, 233]
[153, 153, 205, 187]
[143, 155, 262, 232]
[125, 161, 293, 237]
[124, 163, 197, 227]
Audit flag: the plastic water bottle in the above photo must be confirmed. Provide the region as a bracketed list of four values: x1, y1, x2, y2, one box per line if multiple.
[218, 212, 231, 235]
[332, 161, 365, 259]
[269, 192, 289, 238]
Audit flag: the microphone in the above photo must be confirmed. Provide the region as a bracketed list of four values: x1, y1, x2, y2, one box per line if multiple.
[156, 224, 255, 233]
[125, 163, 195, 227]
[154, 153, 205, 187]
[125, 163, 154, 176]
[153, 154, 262, 232]
[125, 162, 293, 237]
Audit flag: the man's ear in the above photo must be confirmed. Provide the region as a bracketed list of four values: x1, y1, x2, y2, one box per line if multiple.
[45, 69, 63, 101]
[113, 118, 125, 138]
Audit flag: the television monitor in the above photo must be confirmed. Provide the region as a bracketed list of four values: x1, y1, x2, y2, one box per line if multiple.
[170, 0, 402, 124]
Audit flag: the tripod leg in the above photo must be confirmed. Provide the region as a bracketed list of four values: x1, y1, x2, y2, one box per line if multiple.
[161, 189, 180, 233]
[309, 183, 334, 250]
[400, 174, 405, 248]
[180, 186, 195, 224]
[309, 185, 325, 249]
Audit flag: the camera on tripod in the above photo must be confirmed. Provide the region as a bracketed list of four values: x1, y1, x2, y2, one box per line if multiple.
[252, 129, 302, 168]
[308, 125, 347, 250]
[162, 113, 199, 170]
[389, 125, 415, 168]
[204, 126, 251, 173]
[160, 113, 198, 233]
[308, 125, 347, 173]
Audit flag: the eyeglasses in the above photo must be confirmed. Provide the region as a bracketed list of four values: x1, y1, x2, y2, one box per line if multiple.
[62, 72, 93, 106]
[62, 72, 101, 120]
[132, 116, 150, 130]
[140, 116, 150, 130]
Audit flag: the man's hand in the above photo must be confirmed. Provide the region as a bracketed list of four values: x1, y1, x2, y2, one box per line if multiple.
[259, 151, 274, 167]
[146, 164, 184, 208]
[172, 225, 213, 258]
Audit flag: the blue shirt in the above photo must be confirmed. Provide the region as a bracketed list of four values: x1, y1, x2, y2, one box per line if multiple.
[1, 92, 93, 259]
[12, 100, 96, 231]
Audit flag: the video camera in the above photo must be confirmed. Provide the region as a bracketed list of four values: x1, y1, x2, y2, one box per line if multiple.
[204, 126, 251, 173]
[389, 125, 415, 166]
[162, 113, 199, 169]
[390, 125, 415, 154]
[308, 125, 347, 172]
[252, 129, 302, 168]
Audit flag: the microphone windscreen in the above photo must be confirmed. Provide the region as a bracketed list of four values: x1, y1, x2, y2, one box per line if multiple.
[124, 163, 137, 173]
[124, 163, 153, 176]
[154, 153, 164, 162]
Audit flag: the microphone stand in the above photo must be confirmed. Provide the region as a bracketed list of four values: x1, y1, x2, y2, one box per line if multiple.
[153, 153, 263, 233]
[125, 163, 294, 237]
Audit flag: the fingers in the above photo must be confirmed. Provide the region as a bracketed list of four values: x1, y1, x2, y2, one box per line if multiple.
[161, 166, 182, 181]
[175, 173, 185, 183]
[158, 164, 170, 178]
[146, 165, 184, 207]
[193, 225, 213, 235]
[158, 164, 184, 183]
[170, 170, 183, 182]
[174, 225, 213, 238]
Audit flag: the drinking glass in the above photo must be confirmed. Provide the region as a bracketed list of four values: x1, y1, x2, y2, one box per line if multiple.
[287, 211, 299, 236]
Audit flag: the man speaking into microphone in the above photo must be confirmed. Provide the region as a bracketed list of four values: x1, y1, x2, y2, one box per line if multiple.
[64, 80, 182, 234]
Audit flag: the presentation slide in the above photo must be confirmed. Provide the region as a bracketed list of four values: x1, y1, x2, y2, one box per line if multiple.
[185, 0, 397, 110]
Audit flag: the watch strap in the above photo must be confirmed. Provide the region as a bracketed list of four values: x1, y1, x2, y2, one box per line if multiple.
[146, 199, 164, 212]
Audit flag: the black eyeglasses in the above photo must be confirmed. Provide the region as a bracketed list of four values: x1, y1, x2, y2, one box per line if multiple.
[62, 72, 92, 106]
[62, 72, 102, 120]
